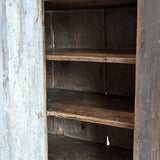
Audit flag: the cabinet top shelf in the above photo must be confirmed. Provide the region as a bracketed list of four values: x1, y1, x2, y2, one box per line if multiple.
[44, 0, 137, 10]
[46, 49, 136, 64]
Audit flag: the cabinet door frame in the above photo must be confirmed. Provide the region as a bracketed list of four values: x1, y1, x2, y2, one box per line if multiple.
[134, 0, 160, 160]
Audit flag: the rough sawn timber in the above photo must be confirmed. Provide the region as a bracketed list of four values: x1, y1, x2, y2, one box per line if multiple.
[46, 51, 136, 64]
[47, 88, 134, 129]
[134, 0, 160, 159]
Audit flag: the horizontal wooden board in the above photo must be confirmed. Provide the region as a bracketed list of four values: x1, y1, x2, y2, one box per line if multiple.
[44, 0, 137, 10]
[47, 88, 134, 129]
[46, 50, 136, 64]
[48, 133, 133, 160]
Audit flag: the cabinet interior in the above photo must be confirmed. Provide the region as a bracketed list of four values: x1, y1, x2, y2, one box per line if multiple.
[44, 1, 137, 159]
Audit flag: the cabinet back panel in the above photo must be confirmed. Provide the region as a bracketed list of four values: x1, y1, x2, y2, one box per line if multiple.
[45, 8, 136, 96]
[105, 7, 137, 50]
[45, 13, 53, 49]
[54, 61, 106, 93]
[48, 117, 133, 149]
[45, 7, 136, 148]
[52, 9, 105, 49]
[106, 64, 135, 96]
[105, 8, 136, 96]
[52, 9, 106, 93]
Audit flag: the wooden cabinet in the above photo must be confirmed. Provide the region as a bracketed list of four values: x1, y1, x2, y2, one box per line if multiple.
[44, 0, 136, 159]
[1, 0, 159, 160]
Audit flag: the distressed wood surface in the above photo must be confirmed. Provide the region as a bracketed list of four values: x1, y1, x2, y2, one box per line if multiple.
[46, 8, 136, 96]
[105, 7, 136, 97]
[47, 88, 134, 129]
[48, 117, 133, 149]
[46, 50, 136, 64]
[0, 1, 47, 160]
[48, 117, 108, 144]
[48, 133, 133, 160]
[54, 61, 106, 93]
[44, 0, 137, 10]
[134, 0, 160, 160]
[105, 7, 137, 51]
[52, 9, 105, 49]
[106, 63, 135, 96]
[45, 7, 136, 153]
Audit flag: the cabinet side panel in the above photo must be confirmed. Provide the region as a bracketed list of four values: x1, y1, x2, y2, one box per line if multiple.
[134, 0, 160, 159]
[0, 1, 47, 160]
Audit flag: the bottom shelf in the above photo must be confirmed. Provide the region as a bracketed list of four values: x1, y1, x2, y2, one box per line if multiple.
[48, 133, 133, 160]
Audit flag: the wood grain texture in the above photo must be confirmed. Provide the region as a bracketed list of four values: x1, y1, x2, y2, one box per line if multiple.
[106, 64, 135, 96]
[107, 127, 133, 149]
[47, 88, 134, 129]
[45, 13, 52, 49]
[54, 61, 106, 93]
[0, 1, 47, 160]
[48, 133, 133, 160]
[45, 8, 136, 152]
[46, 61, 54, 87]
[105, 7, 136, 96]
[48, 117, 108, 144]
[46, 50, 136, 64]
[49, 9, 107, 92]
[44, 0, 137, 10]
[52, 9, 105, 49]
[48, 117, 133, 149]
[45, 8, 136, 95]
[105, 7, 137, 51]
[134, 0, 160, 160]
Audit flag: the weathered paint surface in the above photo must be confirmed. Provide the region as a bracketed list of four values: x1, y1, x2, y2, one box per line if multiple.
[134, 0, 160, 159]
[0, 0, 47, 160]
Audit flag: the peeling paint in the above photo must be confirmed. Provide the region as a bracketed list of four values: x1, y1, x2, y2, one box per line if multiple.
[3, 77, 9, 88]
[2, 40, 6, 71]
[57, 128, 64, 135]
[0, 0, 47, 160]
[38, 113, 43, 119]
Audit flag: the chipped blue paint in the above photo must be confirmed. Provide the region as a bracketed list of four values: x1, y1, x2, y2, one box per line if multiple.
[0, 0, 47, 159]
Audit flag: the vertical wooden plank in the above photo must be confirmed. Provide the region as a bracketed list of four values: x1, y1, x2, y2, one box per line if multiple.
[47, 61, 54, 87]
[105, 7, 137, 51]
[134, 0, 160, 160]
[45, 13, 53, 49]
[48, 117, 108, 144]
[54, 61, 106, 93]
[105, 7, 136, 97]
[52, 9, 105, 49]
[49, 9, 106, 92]
[0, 0, 47, 160]
[106, 63, 135, 96]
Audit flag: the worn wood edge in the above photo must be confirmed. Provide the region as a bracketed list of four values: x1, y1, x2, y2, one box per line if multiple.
[42, 1, 48, 159]
[43, 0, 137, 5]
[46, 54, 136, 64]
[47, 111, 134, 129]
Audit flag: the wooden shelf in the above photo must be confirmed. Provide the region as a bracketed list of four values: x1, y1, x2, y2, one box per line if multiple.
[48, 133, 133, 160]
[46, 50, 136, 64]
[44, 0, 137, 10]
[47, 88, 134, 129]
